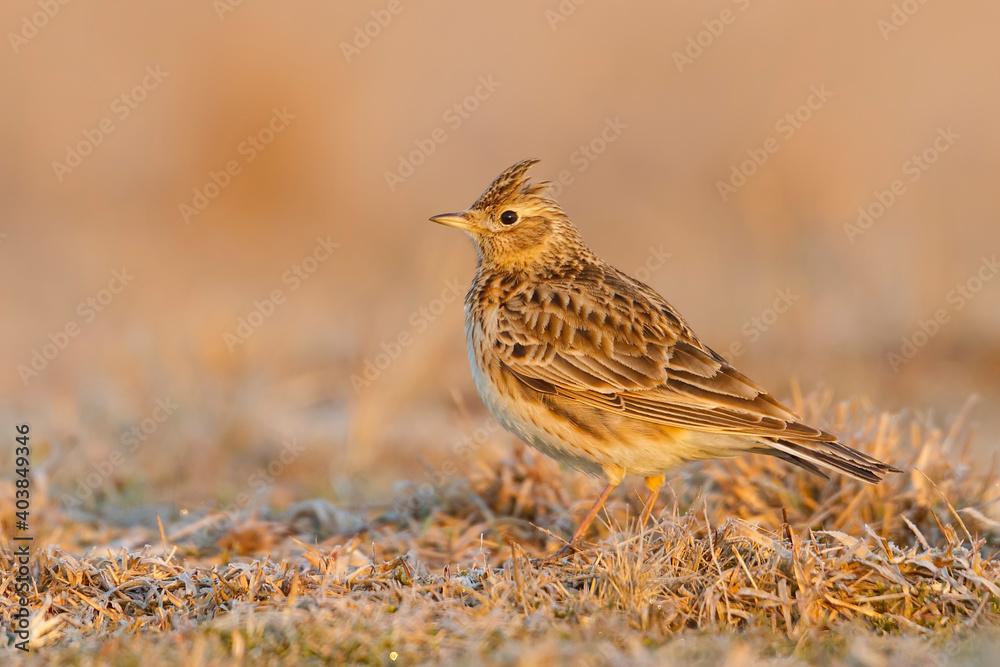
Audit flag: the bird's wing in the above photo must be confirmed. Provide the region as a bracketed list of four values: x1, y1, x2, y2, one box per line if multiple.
[495, 264, 829, 441]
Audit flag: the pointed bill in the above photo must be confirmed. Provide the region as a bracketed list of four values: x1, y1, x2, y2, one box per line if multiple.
[429, 212, 471, 230]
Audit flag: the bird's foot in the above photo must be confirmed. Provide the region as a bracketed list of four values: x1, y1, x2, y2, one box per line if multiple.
[535, 540, 597, 565]
[549, 541, 578, 559]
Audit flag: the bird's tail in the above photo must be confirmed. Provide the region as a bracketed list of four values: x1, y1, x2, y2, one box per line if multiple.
[753, 436, 902, 484]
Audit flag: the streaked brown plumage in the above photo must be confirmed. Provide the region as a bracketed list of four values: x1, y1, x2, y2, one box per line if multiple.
[431, 159, 900, 550]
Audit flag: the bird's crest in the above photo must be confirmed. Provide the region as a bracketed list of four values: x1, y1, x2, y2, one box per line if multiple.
[471, 159, 552, 211]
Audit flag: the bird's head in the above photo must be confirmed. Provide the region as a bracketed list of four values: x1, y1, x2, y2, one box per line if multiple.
[430, 159, 585, 271]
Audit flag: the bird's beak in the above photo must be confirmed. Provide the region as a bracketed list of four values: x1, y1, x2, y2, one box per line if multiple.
[429, 211, 470, 231]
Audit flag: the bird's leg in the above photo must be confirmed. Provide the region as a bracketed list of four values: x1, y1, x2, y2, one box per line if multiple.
[639, 475, 665, 528]
[550, 482, 617, 557]
[569, 481, 617, 543]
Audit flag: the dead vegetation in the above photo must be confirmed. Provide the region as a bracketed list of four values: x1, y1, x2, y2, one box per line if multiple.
[2, 394, 999, 665]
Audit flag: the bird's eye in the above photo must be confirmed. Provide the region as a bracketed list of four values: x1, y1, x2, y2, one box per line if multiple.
[500, 210, 518, 225]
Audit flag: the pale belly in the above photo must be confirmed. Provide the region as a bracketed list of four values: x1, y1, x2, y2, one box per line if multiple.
[465, 322, 749, 482]
[468, 341, 607, 478]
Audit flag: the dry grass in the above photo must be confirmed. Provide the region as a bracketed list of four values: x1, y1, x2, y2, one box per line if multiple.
[2, 394, 1000, 665]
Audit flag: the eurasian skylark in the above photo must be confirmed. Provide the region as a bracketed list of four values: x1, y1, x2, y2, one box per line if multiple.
[431, 159, 900, 551]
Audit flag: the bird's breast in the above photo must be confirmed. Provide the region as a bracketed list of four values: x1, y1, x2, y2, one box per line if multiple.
[463, 295, 607, 478]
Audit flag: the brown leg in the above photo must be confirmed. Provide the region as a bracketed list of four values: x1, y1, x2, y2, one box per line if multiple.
[569, 482, 617, 543]
[639, 475, 665, 528]
[550, 482, 617, 557]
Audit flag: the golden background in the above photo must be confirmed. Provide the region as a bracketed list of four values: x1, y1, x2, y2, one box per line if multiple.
[1, 1, 998, 516]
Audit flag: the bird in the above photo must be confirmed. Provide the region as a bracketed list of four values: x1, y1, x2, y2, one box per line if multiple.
[430, 158, 900, 553]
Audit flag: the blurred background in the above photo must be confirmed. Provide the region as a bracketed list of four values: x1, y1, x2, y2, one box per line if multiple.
[1, 1, 998, 528]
